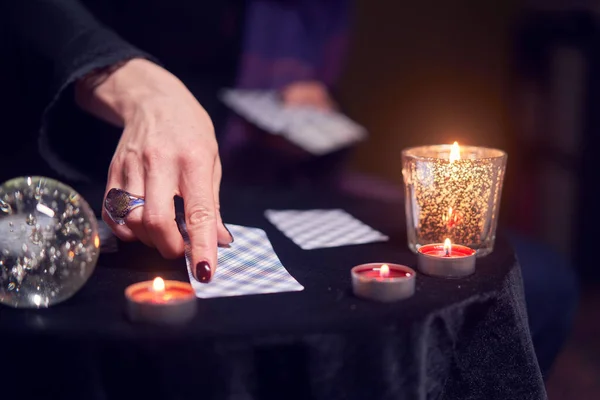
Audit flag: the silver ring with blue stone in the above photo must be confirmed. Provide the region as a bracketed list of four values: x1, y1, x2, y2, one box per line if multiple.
[104, 188, 145, 225]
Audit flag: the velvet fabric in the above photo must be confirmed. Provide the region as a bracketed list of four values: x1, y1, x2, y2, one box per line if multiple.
[0, 185, 546, 400]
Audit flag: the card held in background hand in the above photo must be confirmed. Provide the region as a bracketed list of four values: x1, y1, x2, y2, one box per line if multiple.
[182, 224, 303, 299]
[265, 209, 389, 250]
[220, 89, 367, 155]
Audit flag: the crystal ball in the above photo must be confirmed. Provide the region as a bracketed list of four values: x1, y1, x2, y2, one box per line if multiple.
[0, 177, 100, 308]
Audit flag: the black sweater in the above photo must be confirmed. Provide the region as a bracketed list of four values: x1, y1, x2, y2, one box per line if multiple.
[1, 0, 242, 182]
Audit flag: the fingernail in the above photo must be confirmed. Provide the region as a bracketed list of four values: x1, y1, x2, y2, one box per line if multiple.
[225, 225, 234, 243]
[195, 261, 212, 283]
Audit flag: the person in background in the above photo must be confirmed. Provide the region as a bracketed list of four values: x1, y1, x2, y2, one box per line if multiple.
[1, 0, 576, 380]
[2, 0, 351, 283]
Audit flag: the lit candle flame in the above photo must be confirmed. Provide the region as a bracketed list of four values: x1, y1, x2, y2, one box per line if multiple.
[449, 141, 461, 163]
[380, 264, 390, 278]
[94, 235, 100, 249]
[444, 238, 452, 256]
[152, 277, 165, 292]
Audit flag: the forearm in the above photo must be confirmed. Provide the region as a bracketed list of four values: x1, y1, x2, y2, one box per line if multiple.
[74, 58, 191, 127]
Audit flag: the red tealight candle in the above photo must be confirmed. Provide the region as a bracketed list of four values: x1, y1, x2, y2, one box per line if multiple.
[125, 277, 197, 325]
[351, 263, 416, 302]
[417, 238, 476, 278]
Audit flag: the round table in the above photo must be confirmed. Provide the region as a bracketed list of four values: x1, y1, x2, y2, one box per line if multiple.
[0, 185, 545, 400]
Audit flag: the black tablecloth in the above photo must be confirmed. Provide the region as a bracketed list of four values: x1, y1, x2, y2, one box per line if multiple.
[0, 185, 545, 400]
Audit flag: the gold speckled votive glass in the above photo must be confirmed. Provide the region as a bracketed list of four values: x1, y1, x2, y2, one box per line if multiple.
[402, 144, 507, 257]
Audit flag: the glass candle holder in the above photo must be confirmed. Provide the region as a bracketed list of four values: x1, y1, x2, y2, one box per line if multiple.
[402, 144, 507, 257]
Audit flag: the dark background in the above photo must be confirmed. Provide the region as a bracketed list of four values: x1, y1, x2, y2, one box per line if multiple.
[1, 1, 599, 397]
[339, 0, 595, 278]
[335, 2, 600, 396]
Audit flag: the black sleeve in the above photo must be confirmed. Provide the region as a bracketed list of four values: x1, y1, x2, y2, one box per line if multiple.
[2, 0, 156, 182]
[4, 0, 151, 96]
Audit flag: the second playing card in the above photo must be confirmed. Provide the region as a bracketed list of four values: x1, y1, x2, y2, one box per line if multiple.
[220, 89, 367, 155]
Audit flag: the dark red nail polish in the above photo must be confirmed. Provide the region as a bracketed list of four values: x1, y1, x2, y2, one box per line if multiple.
[195, 261, 212, 283]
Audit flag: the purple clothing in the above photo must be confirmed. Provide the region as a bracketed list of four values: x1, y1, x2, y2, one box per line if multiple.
[223, 0, 351, 159]
[237, 0, 350, 90]
[2, 0, 351, 182]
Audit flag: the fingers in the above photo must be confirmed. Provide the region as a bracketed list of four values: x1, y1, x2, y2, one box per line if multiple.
[281, 81, 336, 111]
[120, 156, 153, 247]
[144, 163, 185, 258]
[179, 153, 219, 283]
[284, 94, 333, 111]
[213, 157, 234, 246]
[104, 149, 222, 266]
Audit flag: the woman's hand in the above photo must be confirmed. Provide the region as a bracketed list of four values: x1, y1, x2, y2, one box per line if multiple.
[281, 81, 336, 111]
[76, 58, 232, 283]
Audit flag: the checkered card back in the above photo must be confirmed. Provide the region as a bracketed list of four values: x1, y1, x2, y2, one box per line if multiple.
[265, 209, 389, 250]
[220, 89, 367, 155]
[180, 223, 303, 298]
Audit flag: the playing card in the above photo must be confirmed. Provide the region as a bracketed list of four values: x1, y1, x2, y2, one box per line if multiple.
[220, 89, 367, 155]
[265, 209, 389, 250]
[221, 90, 288, 133]
[176, 216, 303, 298]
